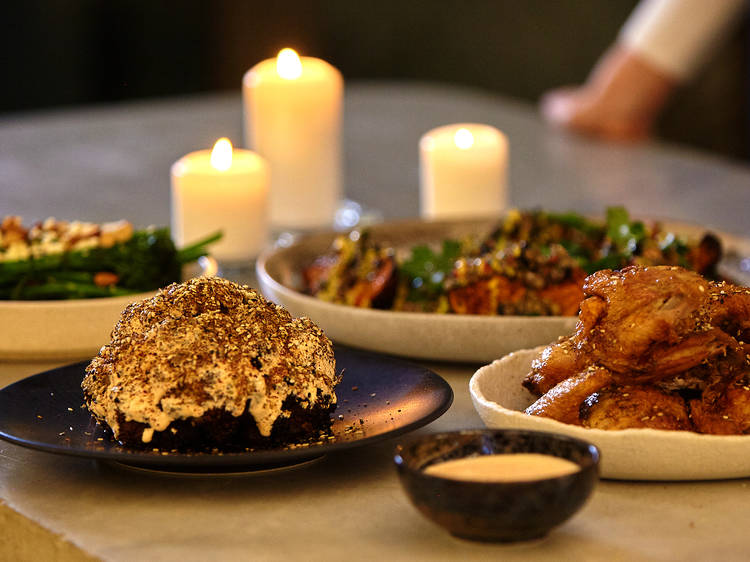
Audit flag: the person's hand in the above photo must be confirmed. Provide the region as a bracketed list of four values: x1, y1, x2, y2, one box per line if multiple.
[540, 44, 676, 142]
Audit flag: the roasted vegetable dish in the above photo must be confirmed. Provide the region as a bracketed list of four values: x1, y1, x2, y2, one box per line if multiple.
[0, 216, 220, 299]
[303, 207, 722, 316]
[524, 265, 750, 434]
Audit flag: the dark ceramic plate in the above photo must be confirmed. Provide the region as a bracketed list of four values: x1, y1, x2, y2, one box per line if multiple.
[0, 346, 453, 471]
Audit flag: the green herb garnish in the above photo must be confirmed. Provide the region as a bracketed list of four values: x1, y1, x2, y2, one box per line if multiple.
[400, 239, 462, 302]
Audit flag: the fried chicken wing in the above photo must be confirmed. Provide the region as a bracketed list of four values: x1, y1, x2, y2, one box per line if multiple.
[690, 371, 750, 435]
[705, 283, 750, 344]
[579, 267, 727, 377]
[523, 337, 582, 396]
[522, 265, 750, 434]
[579, 385, 693, 431]
[525, 366, 613, 425]
[617, 329, 736, 382]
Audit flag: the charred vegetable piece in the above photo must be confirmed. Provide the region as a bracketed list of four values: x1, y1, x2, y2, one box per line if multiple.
[448, 277, 525, 315]
[303, 207, 724, 317]
[446, 244, 586, 315]
[688, 234, 722, 276]
[302, 231, 398, 309]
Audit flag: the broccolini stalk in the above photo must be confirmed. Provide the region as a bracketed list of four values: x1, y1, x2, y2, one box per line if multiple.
[0, 227, 222, 300]
[175, 231, 223, 264]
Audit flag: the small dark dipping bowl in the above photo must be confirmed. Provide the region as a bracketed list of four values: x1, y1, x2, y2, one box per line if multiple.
[394, 429, 600, 542]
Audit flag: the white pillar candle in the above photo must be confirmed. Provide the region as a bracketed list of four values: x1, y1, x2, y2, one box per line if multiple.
[171, 138, 269, 263]
[419, 123, 509, 220]
[243, 48, 343, 230]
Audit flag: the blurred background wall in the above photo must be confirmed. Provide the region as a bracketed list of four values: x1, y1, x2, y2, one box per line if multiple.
[2, 1, 747, 160]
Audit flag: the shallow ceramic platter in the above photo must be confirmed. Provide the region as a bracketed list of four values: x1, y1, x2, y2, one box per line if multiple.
[0, 345, 453, 471]
[0, 258, 217, 361]
[470, 347, 750, 481]
[257, 217, 750, 363]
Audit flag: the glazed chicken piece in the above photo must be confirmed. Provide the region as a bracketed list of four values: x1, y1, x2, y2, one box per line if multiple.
[653, 362, 717, 394]
[579, 385, 693, 431]
[690, 369, 750, 435]
[705, 283, 750, 344]
[523, 338, 583, 396]
[524, 366, 613, 425]
[523, 265, 729, 390]
[523, 265, 750, 434]
[577, 266, 732, 379]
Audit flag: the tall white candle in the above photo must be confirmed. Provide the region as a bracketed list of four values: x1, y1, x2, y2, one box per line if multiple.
[419, 123, 508, 219]
[171, 138, 269, 263]
[243, 48, 343, 230]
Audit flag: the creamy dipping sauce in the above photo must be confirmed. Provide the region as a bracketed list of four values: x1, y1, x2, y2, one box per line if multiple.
[423, 454, 580, 482]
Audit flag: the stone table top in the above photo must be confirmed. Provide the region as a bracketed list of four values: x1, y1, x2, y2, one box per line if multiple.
[1, 82, 749, 561]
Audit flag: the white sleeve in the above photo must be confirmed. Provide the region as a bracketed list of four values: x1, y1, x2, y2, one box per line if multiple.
[619, 0, 747, 81]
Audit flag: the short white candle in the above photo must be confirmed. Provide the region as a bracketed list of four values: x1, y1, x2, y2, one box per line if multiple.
[243, 48, 343, 230]
[419, 123, 509, 219]
[170, 138, 270, 263]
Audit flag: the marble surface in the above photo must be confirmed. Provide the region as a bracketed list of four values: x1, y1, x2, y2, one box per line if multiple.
[2, 82, 750, 561]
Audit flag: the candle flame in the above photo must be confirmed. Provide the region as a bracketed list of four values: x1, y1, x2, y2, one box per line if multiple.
[454, 128, 474, 150]
[210, 138, 233, 171]
[277, 48, 302, 80]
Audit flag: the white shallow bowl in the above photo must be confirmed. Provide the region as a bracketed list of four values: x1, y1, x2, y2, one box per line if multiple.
[470, 347, 750, 481]
[257, 218, 577, 362]
[257, 217, 750, 363]
[0, 258, 217, 361]
[0, 292, 155, 360]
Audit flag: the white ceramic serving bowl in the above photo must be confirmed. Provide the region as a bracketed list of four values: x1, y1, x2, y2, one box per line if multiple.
[470, 347, 750, 481]
[0, 257, 217, 361]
